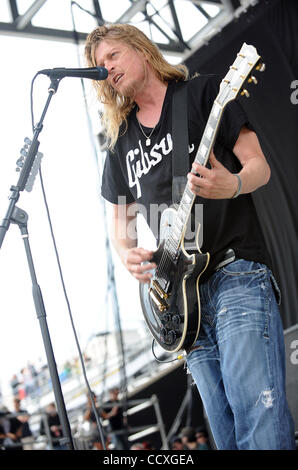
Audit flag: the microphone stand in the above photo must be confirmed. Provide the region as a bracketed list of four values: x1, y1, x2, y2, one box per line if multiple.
[0, 77, 74, 450]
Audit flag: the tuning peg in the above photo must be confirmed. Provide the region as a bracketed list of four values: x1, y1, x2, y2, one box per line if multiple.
[248, 75, 258, 85]
[256, 62, 266, 72]
[241, 89, 250, 98]
[24, 137, 31, 145]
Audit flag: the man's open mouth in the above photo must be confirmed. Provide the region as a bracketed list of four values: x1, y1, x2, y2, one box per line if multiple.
[113, 73, 124, 84]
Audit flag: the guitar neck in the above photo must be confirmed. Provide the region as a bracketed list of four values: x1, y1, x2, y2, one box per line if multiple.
[194, 99, 224, 167]
[165, 42, 264, 258]
[166, 99, 225, 256]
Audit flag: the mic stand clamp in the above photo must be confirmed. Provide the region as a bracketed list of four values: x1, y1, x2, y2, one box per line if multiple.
[0, 77, 74, 450]
[0, 78, 60, 247]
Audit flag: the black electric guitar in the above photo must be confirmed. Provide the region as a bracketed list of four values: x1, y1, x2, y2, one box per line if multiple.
[139, 43, 265, 353]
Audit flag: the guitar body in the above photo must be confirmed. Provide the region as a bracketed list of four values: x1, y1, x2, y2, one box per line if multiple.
[139, 207, 210, 353]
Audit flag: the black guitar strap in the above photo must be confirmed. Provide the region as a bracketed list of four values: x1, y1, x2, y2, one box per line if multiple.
[171, 80, 189, 204]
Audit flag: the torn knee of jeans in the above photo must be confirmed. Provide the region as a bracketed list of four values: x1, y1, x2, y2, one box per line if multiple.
[255, 389, 275, 408]
[218, 307, 227, 315]
[185, 366, 196, 384]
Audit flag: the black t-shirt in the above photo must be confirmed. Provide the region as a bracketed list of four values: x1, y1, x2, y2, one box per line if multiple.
[40, 413, 62, 446]
[101, 74, 271, 280]
[103, 402, 124, 431]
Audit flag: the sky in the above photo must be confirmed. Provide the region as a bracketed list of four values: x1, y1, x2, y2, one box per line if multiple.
[0, 0, 219, 401]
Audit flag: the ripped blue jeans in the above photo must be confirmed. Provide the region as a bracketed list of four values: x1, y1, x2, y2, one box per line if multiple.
[186, 259, 295, 450]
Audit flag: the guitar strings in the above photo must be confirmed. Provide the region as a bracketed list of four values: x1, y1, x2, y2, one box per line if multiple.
[154, 185, 195, 285]
[155, 238, 178, 283]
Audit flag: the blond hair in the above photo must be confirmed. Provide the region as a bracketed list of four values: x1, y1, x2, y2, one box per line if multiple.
[85, 23, 188, 149]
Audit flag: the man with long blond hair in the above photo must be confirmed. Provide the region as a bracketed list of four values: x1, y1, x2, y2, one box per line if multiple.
[85, 23, 295, 450]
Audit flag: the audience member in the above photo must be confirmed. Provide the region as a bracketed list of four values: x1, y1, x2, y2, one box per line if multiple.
[195, 426, 210, 450]
[13, 398, 33, 450]
[170, 435, 185, 450]
[0, 406, 23, 450]
[142, 440, 155, 450]
[83, 391, 106, 450]
[39, 402, 66, 450]
[101, 387, 128, 450]
[9, 375, 20, 398]
[130, 440, 155, 450]
[180, 426, 200, 450]
[130, 442, 145, 450]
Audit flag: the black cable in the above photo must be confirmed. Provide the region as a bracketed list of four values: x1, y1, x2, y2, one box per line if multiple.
[69, 0, 127, 447]
[30, 71, 42, 131]
[38, 169, 106, 450]
[151, 339, 185, 363]
[70, 0, 130, 431]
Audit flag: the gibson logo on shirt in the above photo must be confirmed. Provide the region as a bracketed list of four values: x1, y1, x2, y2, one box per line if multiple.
[126, 134, 195, 198]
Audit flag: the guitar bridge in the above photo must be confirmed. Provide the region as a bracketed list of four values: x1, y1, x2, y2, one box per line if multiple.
[149, 287, 168, 312]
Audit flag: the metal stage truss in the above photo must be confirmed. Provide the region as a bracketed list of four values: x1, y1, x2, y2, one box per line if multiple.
[0, 0, 259, 62]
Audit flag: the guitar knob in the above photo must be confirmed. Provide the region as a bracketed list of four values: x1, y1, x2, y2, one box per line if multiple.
[161, 313, 171, 325]
[166, 330, 177, 345]
[172, 314, 182, 328]
[160, 327, 168, 344]
[160, 328, 176, 345]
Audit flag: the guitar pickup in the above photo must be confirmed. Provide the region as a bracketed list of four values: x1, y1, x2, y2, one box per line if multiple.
[152, 280, 168, 300]
[149, 287, 168, 312]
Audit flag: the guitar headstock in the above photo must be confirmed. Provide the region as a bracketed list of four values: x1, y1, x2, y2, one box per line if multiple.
[217, 42, 265, 106]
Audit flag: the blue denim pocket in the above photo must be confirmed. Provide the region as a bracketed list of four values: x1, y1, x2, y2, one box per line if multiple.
[211, 259, 270, 343]
[220, 259, 281, 304]
[221, 259, 267, 276]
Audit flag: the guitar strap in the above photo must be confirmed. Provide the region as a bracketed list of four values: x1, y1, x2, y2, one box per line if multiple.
[171, 80, 189, 204]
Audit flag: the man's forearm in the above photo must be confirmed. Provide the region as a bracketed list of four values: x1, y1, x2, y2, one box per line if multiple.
[109, 204, 155, 282]
[233, 127, 271, 196]
[110, 214, 137, 264]
[111, 232, 137, 264]
[237, 156, 271, 196]
[109, 202, 138, 264]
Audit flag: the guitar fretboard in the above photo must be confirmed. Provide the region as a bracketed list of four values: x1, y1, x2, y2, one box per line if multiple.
[165, 99, 224, 259]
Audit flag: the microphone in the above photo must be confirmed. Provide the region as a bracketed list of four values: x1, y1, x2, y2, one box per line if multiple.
[39, 66, 108, 80]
